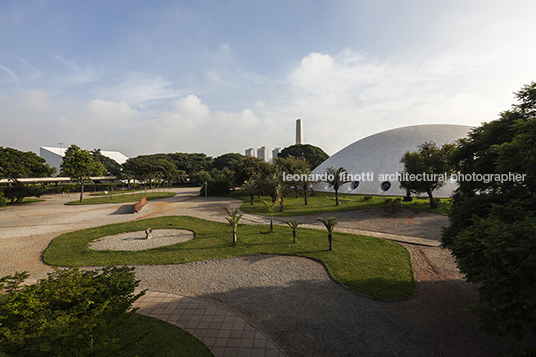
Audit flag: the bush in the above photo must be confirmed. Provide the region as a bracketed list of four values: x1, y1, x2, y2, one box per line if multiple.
[0, 191, 5, 207]
[363, 195, 372, 201]
[199, 179, 230, 196]
[0, 266, 145, 357]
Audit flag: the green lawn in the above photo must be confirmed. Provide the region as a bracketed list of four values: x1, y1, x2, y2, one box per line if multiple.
[44, 216, 415, 300]
[65, 192, 176, 205]
[230, 191, 450, 216]
[112, 313, 213, 357]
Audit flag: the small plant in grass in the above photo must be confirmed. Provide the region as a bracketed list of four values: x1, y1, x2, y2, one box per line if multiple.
[261, 199, 279, 233]
[283, 219, 302, 243]
[316, 216, 338, 251]
[363, 195, 372, 201]
[221, 207, 243, 246]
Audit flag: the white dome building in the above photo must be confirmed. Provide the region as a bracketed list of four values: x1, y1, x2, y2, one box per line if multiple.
[311, 124, 472, 197]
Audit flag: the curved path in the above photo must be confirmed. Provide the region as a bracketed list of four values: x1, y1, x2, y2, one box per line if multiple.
[0, 188, 530, 356]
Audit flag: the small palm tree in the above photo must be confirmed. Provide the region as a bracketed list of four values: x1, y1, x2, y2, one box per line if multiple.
[242, 179, 257, 205]
[316, 216, 338, 251]
[261, 199, 279, 233]
[283, 219, 302, 243]
[221, 207, 243, 246]
[325, 167, 350, 206]
[275, 184, 293, 212]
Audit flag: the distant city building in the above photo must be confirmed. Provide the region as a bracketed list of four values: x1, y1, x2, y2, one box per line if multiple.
[39, 146, 128, 175]
[296, 118, 303, 145]
[245, 148, 256, 157]
[257, 146, 269, 162]
[272, 147, 282, 161]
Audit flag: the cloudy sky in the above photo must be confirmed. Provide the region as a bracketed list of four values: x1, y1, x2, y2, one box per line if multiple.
[1, 0, 536, 159]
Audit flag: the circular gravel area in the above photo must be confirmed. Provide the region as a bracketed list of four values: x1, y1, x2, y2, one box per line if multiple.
[89, 229, 194, 251]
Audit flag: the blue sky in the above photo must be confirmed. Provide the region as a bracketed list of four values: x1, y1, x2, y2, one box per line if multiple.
[2, 0, 536, 159]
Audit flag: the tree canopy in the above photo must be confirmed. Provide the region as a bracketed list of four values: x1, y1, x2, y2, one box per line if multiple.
[399, 141, 455, 208]
[60, 145, 106, 202]
[442, 82, 536, 339]
[277, 144, 329, 169]
[0, 147, 55, 180]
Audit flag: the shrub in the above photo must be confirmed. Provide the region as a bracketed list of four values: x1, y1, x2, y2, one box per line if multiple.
[199, 179, 230, 196]
[363, 195, 372, 201]
[0, 266, 145, 357]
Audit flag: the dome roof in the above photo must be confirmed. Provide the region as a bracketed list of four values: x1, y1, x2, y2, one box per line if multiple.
[311, 124, 472, 197]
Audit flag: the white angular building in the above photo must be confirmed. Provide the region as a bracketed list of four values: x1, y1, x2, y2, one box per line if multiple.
[311, 124, 472, 197]
[39, 146, 128, 174]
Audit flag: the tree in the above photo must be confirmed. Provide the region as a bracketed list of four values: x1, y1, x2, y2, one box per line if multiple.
[283, 219, 302, 243]
[91, 148, 122, 176]
[324, 167, 350, 206]
[399, 141, 455, 209]
[442, 82, 536, 340]
[242, 178, 257, 205]
[0, 147, 55, 180]
[277, 144, 329, 169]
[233, 156, 274, 185]
[261, 199, 279, 233]
[0, 147, 55, 203]
[0, 266, 145, 357]
[297, 168, 316, 205]
[60, 145, 106, 202]
[316, 216, 338, 251]
[221, 207, 243, 246]
[275, 183, 293, 212]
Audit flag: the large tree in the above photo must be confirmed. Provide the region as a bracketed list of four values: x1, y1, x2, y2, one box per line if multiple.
[442, 82, 536, 339]
[60, 145, 106, 202]
[0, 147, 55, 203]
[399, 141, 455, 209]
[277, 144, 329, 169]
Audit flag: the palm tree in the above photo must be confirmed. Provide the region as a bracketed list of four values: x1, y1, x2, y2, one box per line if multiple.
[261, 199, 279, 233]
[275, 184, 293, 212]
[325, 167, 350, 206]
[242, 179, 257, 205]
[316, 216, 338, 251]
[296, 168, 316, 205]
[263, 173, 280, 203]
[283, 219, 302, 243]
[221, 207, 243, 246]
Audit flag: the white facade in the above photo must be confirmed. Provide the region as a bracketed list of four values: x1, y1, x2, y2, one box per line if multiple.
[40, 146, 129, 174]
[311, 124, 472, 197]
[257, 146, 269, 162]
[245, 148, 256, 157]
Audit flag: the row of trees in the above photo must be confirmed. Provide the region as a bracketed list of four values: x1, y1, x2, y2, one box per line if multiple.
[0, 144, 329, 204]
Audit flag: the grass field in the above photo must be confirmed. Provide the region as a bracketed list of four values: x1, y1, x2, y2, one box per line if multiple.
[65, 191, 176, 205]
[229, 190, 451, 216]
[44, 216, 415, 300]
[112, 313, 213, 357]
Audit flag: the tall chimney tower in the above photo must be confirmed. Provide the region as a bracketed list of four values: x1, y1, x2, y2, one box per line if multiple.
[296, 118, 303, 145]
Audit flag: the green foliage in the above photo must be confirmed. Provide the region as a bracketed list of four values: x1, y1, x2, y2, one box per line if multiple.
[60, 145, 106, 202]
[283, 219, 302, 243]
[212, 153, 244, 171]
[0, 266, 145, 357]
[443, 82, 536, 339]
[199, 179, 230, 196]
[0, 147, 56, 180]
[2, 182, 48, 204]
[277, 144, 329, 169]
[399, 141, 455, 209]
[221, 207, 243, 246]
[233, 156, 274, 185]
[91, 149, 122, 176]
[324, 167, 350, 206]
[316, 216, 338, 250]
[0, 191, 5, 207]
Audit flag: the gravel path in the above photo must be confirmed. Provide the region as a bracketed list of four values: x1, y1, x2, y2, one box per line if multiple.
[0, 188, 531, 356]
[89, 229, 194, 251]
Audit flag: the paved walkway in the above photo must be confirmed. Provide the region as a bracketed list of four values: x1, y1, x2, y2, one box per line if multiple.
[133, 290, 285, 357]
